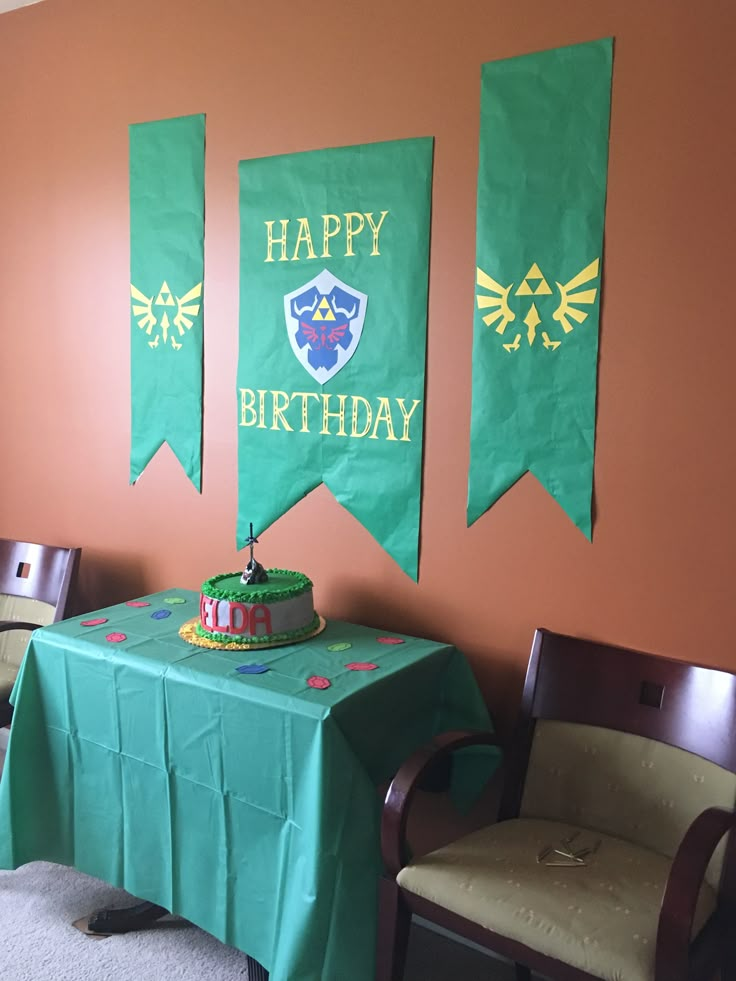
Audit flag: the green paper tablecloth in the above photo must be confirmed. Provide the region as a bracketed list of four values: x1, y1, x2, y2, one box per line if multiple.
[0, 590, 500, 981]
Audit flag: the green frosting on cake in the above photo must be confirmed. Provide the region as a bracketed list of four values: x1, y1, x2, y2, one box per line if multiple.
[202, 569, 313, 603]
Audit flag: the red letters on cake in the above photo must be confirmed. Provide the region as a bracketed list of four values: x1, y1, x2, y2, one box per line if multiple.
[200, 593, 218, 629]
[249, 604, 272, 636]
[200, 594, 274, 636]
[228, 602, 247, 633]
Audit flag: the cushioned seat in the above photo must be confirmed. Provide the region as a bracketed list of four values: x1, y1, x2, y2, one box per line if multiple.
[0, 662, 18, 702]
[0, 539, 81, 727]
[397, 817, 717, 981]
[0, 594, 57, 700]
[377, 629, 736, 981]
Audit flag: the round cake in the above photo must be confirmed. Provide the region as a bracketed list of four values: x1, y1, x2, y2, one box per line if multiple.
[185, 568, 324, 649]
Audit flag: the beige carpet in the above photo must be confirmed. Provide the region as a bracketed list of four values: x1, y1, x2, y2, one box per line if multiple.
[0, 859, 512, 981]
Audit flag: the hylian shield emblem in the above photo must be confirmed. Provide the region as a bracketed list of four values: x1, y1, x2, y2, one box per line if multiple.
[284, 269, 368, 383]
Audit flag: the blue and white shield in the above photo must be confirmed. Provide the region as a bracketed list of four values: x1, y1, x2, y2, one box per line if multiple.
[284, 269, 368, 383]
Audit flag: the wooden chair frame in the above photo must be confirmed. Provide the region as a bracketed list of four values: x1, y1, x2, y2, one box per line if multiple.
[377, 628, 736, 981]
[0, 537, 81, 727]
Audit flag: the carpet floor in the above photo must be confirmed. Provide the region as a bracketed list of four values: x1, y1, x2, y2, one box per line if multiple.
[0, 860, 517, 981]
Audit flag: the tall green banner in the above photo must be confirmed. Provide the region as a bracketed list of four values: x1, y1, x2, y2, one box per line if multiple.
[468, 39, 613, 536]
[129, 113, 205, 490]
[238, 138, 433, 580]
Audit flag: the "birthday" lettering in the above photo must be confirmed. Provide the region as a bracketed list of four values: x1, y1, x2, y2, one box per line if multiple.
[239, 388, 422, 442]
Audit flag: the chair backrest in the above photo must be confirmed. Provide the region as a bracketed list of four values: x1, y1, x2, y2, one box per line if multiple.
[500, 629, 736, 890]
[0, 538, 81, 670]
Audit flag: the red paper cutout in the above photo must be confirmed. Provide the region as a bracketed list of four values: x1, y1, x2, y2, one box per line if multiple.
[81, 618, 108, 627]
[346, 662, 378, 671]
[105, 632, 127, 643]
[126, 601, 151, 608]
[377, 636, 405, 645]
[307, 675, 331, 690]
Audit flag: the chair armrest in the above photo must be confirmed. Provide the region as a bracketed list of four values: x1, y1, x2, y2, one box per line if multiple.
[0, 620, 43, 633]
[381, 730, 501, 877]
[656, 805, 736, 981]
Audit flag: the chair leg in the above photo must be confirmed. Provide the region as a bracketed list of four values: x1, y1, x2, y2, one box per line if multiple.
[246, 956, 269, 980]
[375, 877, 412, 981]
[723, 942, 736, 981]
[514, 965, 532, 981]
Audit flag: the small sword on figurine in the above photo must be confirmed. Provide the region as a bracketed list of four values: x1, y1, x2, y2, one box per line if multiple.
[241, 522, 269, 585]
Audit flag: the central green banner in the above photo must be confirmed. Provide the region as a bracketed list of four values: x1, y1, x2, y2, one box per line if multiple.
[237, 138, 433, 580]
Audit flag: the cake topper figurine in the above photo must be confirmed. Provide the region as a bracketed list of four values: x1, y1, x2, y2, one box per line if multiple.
[240, 523, 269, 585]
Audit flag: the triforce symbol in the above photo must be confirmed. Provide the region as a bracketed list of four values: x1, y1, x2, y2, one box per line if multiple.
[313, 297, 336, 321]
[130, 280, 203, 350]
[156, 283, 175, 306]
[515, 263, 552, 296]
[476, 259, 600, 353]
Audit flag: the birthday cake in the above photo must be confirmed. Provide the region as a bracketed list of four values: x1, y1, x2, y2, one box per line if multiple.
[179, 526, 325, 650]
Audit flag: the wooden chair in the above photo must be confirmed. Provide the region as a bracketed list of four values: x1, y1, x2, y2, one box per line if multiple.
[377, 628, 736, 981]
[0, 538, 81, 727]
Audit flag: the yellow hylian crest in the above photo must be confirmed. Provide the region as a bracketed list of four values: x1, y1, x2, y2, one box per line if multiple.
[130, 280, 203, 351]
[476, 259, 599, 353]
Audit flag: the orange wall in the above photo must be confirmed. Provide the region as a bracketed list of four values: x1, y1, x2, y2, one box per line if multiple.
[1, 0, 734, 737]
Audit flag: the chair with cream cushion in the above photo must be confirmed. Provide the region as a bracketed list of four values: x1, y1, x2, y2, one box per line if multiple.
[0, 537, 81, 728]
[377, 628, 736, 981]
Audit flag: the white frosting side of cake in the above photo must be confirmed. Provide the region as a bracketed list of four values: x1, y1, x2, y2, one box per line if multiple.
[200, 590, 315, 637]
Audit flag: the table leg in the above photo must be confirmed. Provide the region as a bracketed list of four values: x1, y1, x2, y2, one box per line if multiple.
[86, 900, 169, 934]
[246, 957, 269, 980]
[86, 899, 270, 979]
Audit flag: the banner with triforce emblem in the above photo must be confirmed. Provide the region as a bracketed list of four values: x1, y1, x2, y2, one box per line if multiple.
[468, 39, 613, 537]
[237, 138, 433, 580]
[129, 113, 205, 489]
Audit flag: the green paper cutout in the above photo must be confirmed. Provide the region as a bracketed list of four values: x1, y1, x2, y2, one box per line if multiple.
[237, 138, 433, 580]
[468, 39, 613, 537]
[129, 113, 206, 490]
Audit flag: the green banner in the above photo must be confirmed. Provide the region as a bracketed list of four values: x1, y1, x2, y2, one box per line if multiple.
[468, 39, 613, 537]
[129, 113, 205, 489]
[238, 138, 433, 580]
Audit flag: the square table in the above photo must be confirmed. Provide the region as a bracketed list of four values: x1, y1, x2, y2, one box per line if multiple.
[0, 588, 500, 981]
